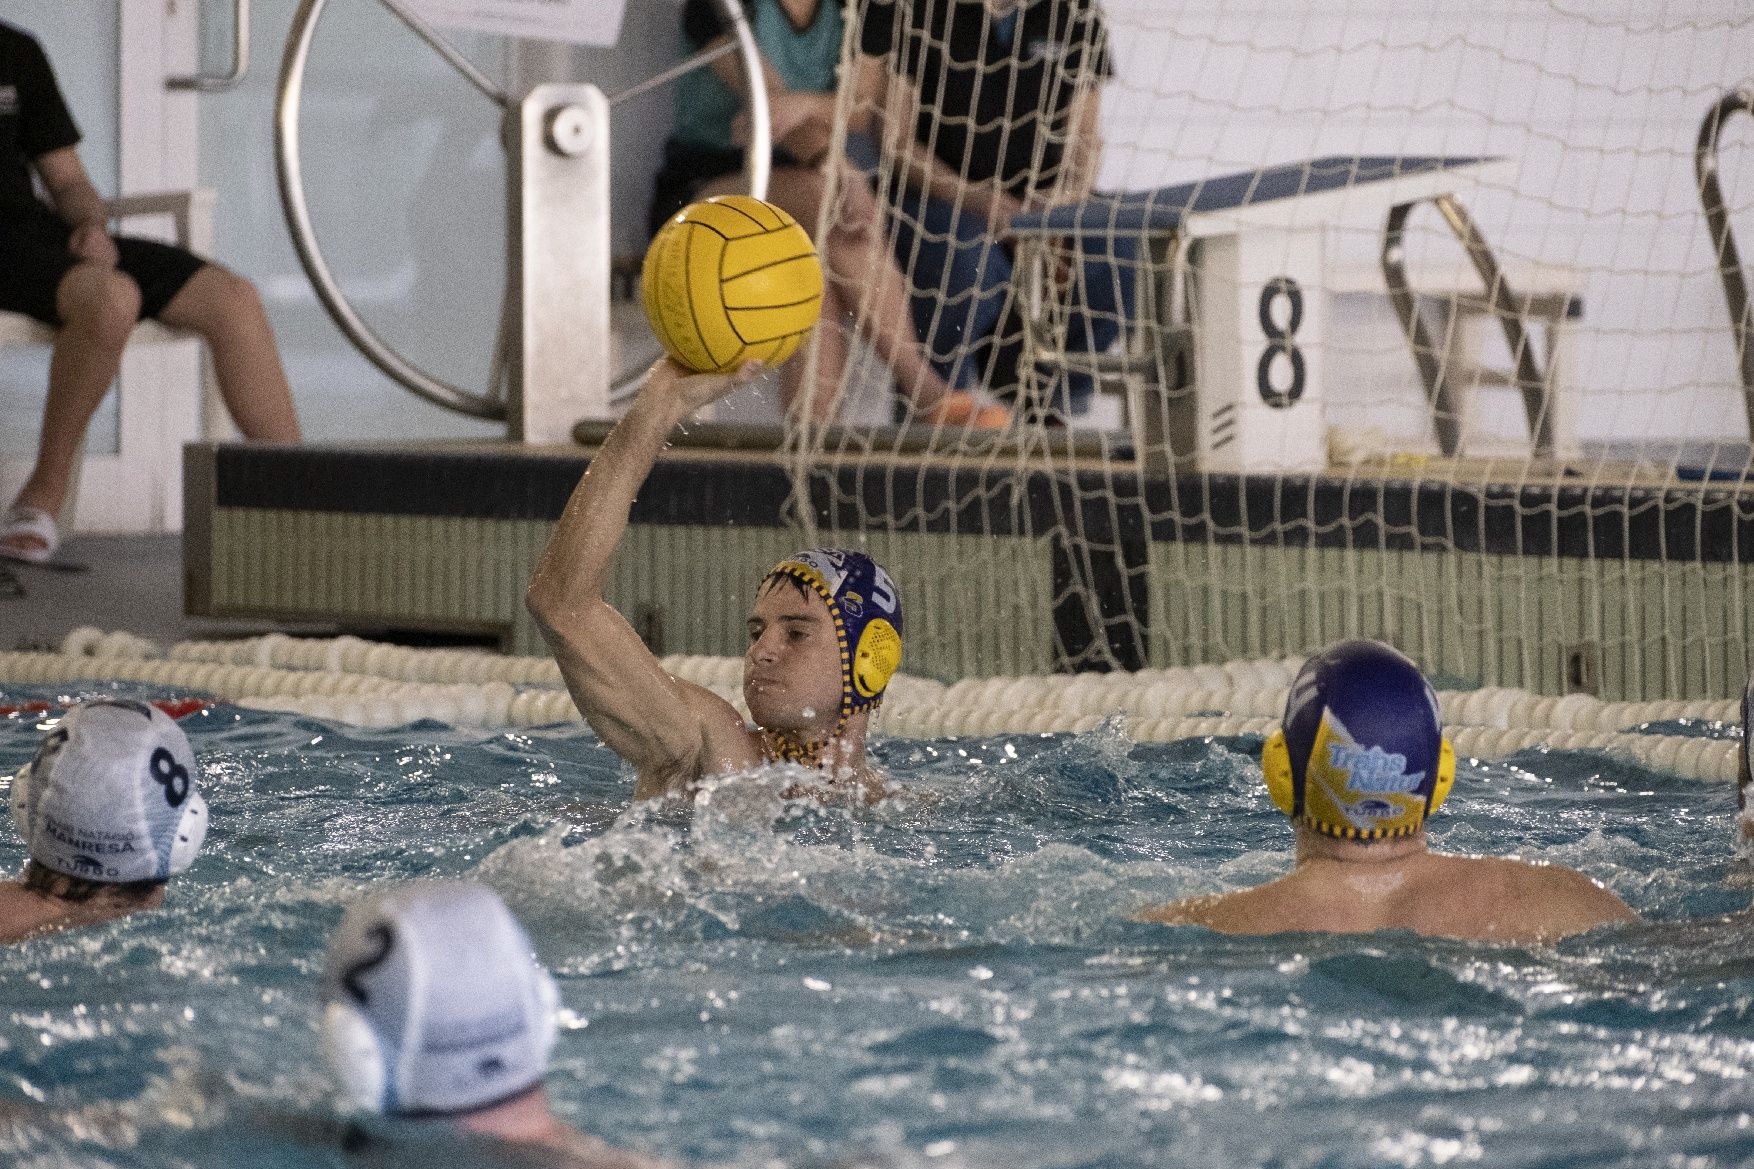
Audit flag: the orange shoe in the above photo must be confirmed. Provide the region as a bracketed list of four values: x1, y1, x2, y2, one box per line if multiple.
[922, 389, 977, 426]
[920, 391, 1012, 429]
[970, 403, 1012, 428]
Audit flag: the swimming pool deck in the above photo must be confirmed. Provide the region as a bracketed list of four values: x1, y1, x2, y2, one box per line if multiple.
[1, 535, 334, 655]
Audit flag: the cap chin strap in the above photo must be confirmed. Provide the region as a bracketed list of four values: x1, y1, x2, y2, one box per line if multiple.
[760, 729, 826, 766]
[758, 698, 883, 771]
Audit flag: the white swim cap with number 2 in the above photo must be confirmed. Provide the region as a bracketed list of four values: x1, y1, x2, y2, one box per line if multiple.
[321, 882, 559, 1116]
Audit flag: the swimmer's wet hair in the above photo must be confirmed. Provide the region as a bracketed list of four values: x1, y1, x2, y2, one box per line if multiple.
[22, 860, 165, 905]
[759, 570, 813, 602]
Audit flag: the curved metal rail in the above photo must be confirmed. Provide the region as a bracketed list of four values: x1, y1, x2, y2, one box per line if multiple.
[1382, 195, 1553, 458]
[1698, 87, 1754, 433]
[275, 0, 769, 421]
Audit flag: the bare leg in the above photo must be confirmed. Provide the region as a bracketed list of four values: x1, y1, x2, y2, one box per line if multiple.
[157, 265, 301, 443]
[822, 168, 958, 413]
[703, 167, 957, 417]
[6, 265, 141, 542]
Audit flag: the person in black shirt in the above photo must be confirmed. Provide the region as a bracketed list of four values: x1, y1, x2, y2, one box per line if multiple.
[853, 0, 1136, 420]
[0, 21, 300, 565]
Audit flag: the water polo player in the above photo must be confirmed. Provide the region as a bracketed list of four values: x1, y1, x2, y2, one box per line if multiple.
[322, 881, 668, 1166]
[1140, 639, 1638, 942]
[0, 699, 209, 943]
[527, 359, 903, 802]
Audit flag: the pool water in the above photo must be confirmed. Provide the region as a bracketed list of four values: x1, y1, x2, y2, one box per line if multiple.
[2, 686, 1752, 1168]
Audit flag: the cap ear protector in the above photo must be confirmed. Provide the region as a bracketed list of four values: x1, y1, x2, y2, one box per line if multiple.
[323, 997, 390, 1113]
[1429, 737, 1456, 816]
[852, 618, 902, 699]
[166, 790, 209, 875]
[11, 760, 37, 842]
[1262, 730, 1296, 817]
[11, 714, 70, 843]
[320, 933, 561, 1116]
[1260, 727, 1455, 829]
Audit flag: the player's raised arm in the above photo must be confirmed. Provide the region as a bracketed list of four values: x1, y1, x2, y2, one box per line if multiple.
[526, 358, 759, 795]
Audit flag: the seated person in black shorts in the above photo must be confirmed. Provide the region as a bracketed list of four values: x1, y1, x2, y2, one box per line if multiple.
[0, 21, 301, 565]
[649, 0, 1006, 427]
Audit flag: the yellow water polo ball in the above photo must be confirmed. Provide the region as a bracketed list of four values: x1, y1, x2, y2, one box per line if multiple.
[641, 195, 825, 374]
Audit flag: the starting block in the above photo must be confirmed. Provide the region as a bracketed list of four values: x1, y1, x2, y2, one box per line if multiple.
[1011, 155, 1551, 472]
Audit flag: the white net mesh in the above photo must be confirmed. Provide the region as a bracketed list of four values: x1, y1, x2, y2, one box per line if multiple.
[768, 0, 1754, 700]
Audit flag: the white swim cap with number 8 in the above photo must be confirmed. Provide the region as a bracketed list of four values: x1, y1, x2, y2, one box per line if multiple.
[10, 700, 209, 882]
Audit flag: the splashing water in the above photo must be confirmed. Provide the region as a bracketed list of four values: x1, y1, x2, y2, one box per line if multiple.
[0, 685, 1751, 1168]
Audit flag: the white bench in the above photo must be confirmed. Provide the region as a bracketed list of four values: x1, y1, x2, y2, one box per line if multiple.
[0, 189, 222, 534]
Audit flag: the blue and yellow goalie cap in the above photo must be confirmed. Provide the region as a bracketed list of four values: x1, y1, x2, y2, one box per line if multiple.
[766, 549, 903, 723]
[1262, 639, 1454, 840]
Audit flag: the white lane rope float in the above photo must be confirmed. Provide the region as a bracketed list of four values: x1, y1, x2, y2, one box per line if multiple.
[3, 630, 1740, 782]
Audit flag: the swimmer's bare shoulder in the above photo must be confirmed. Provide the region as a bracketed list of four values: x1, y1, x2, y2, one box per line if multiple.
[0, 884, 58, 944]
[1426, 852, 1638, 941]
[510, 1128, 676, 1169]
[1135, 878, 1306, 934]
[559, 1132, 675, 1168]
[1136, 855, 1636, 941]
[344, 1131, 676, 1169]
[0, 883, 110, 945]
[629, 686, 764, 802]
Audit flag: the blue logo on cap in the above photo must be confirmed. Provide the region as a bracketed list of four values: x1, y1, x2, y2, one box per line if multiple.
[1326, 743, 1425, 793]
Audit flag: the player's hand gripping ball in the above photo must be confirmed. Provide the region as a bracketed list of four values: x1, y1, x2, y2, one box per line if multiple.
[642, 195, 825, 374]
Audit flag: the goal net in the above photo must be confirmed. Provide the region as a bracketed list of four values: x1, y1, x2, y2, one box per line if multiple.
[783, 0, 1754, 701]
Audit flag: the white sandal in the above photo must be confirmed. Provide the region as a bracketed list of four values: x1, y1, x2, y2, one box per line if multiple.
[0, 506, 59, 565]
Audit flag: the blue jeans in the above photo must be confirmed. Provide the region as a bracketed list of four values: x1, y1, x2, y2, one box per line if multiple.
[885, 185, 1140, 416]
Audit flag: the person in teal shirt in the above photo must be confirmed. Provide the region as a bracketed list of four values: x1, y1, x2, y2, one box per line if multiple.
[649, 0, 1008, 428]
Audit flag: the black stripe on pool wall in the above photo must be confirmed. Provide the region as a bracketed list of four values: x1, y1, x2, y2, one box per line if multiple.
[213, 446, 796, 528]
[210, 446, 1754, 564]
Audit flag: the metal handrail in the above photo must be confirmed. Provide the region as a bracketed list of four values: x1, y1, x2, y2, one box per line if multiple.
[1382, 194, 1552, 458]
[169, 0, 251, 92]
[274, 0, 769, 421]
[1698, 86, 1754, 433]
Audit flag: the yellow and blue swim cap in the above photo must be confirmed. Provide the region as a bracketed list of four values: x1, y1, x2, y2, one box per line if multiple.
[1262, 639, 1455, 841]
[765, 549, 903, 724]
